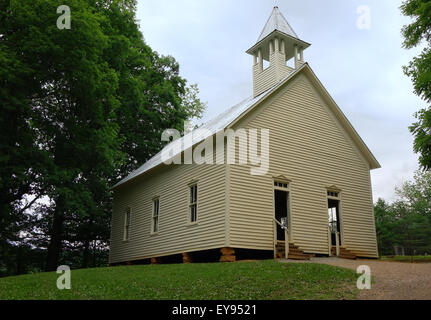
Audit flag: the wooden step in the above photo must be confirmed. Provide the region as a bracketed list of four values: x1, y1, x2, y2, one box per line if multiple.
[276, 242, 311, 260]
[288, 254, 311, 260]
[331, 246, 357, 259]
[340, 248, 357, 259]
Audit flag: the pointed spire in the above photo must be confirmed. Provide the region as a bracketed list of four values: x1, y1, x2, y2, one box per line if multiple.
[257, 6, 298, 42]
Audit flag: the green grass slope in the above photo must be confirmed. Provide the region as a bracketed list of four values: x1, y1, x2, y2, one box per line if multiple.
[0, 260, 358, 300]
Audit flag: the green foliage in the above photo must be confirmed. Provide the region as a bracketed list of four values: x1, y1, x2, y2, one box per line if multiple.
[0, 261, 358, 300]
[0, 0, 205, 275]
[381, 255, 431, 263]
[401, 0, 431, 169]
[0, 244, 46, 277]
[374, 171, 431, 255]
[374, 198, 400, 254]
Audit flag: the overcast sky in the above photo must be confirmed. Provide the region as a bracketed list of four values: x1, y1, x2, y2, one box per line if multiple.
[136, 0, 424, 202]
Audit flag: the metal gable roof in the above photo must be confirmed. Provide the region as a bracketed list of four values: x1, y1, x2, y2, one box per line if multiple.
[112, 67, 304, 189]
[112, 63, 380, 189]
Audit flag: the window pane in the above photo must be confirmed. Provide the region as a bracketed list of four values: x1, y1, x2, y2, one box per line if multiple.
[154, 199, 159, 216]
[274, 181, 289, 189]
[190, 204, 197, 222]
[126, 209, 130, 226]
[190, 185, 197, 204]
[153, 217, 158, 233]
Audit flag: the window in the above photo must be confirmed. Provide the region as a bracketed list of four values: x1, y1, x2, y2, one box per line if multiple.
[189, 184, 198, 223]
[152, 198, 159, 234]
[124, 207, 131, 241]
[327, 191, 340, 198]
[274, 181, 289, 189]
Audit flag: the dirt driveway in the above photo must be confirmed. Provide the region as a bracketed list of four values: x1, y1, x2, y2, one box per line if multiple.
[281, 257, 431, 300]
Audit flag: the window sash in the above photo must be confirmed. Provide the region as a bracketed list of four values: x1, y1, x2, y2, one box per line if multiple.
[153, 216, 159, 233]
[190, 185, 197, 204]
[124, 208, 131, 240]
[189, 184, 198, 222]
[152, 199, 159, 233]
[190, 203, 197, 222]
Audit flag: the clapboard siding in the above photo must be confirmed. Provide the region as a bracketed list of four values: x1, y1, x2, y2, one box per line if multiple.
[109, 162, 226, 264]
[253, 51, 292, 97]
[228, 73, 378, 257]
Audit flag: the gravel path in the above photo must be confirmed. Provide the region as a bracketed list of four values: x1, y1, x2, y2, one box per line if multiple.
[281, 257, 431, 300]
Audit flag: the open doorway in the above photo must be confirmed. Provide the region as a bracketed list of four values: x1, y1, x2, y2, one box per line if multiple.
[274, 189, 289, 241]
[328, 198, 341, 246]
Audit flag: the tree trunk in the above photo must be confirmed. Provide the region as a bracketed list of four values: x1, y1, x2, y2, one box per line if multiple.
[16, 245, 26, 275]
[82, 239, 90, 269]
[407, 231, 414, 263]
[92, 240, 97, 267]
[45, 207, 64, 271]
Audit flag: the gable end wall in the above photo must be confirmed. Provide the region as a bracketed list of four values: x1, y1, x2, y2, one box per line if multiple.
[228, 72, 378, 257]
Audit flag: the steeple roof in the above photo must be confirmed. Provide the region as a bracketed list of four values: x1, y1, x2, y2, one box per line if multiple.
[246, 7, 310, 62]
[257, 6, 298, 42]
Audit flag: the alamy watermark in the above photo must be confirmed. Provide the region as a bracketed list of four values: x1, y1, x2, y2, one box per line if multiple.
[57, 5, 71, 30]
[56, 265, 71, 290]
[356, 265, 371, 290]
[356, 5, 371, 30]
[161, 121, 270, 176]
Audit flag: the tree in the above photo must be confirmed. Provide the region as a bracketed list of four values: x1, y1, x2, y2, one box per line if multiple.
[401, 0, 431, 169]
[5, 0, 124, 271]
[0, 0, 205, 274]
[0, 0, 53, 265]
[374, 171, 431, 256]
[374, 198, 400, 255]
[394, 171, 431, 254]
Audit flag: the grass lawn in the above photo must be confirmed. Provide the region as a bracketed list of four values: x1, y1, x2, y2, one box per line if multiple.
[0, 260, 358, 300]
[381, 255, 431, 263]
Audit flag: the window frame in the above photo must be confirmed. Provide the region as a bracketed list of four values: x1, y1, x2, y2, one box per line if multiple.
[188, 183, 198, 224]
[123, 207, 131, 241]
[151, 198, 160, 235]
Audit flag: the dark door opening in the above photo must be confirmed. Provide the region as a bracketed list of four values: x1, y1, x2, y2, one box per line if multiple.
[328, 199, 341, 246]
[274, 190, 289, 241]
